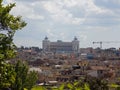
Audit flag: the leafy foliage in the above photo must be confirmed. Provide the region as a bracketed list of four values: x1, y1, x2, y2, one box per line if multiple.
[109, 83, 120, 90]
[0, 61, 15, 88]
[11, 61, 38, 90]
[11, 61, 28, 90]
[0, 0, 26, 89]
[31, 81, 90, 90]
[32, 86, 47, 90]
[83, 76, 109, 90]
[24, 70, 38, 90]
[0, 0, 26, 60]
[30, 79, 120, 90]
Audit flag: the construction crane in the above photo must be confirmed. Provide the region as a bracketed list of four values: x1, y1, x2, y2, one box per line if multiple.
[93, 41, 102, 49]
[93, 41, 120, 49]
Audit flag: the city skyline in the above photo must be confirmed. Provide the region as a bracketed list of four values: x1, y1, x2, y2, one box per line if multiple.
[4, 0, 120, 49]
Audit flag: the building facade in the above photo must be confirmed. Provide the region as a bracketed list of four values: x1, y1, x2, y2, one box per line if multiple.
[42, 36, 79, 53]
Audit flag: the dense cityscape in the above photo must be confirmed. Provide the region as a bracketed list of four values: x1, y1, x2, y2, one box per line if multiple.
[1, 0, 120, 90]
[11, 36, 120, 87]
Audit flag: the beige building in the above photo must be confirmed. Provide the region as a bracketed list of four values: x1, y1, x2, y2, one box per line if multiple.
[42, 36, 79, 53]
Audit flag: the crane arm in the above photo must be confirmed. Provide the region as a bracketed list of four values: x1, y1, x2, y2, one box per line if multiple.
[93, 41, 120, 49]
[93, 41, 102, 49]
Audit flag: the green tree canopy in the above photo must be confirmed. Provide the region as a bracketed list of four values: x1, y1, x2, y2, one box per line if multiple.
[0, 0, 27, 89]
[0, 0, 26, 60]
[11, 61, 38, 90]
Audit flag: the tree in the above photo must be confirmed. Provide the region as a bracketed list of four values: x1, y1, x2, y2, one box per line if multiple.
[25, 71, 38, 90]
[84, 76, 109, 90]
[11, 61, 38, 90]
[0, 61, 15, 88]
[0, 0, 26, 89]
[0, 0, 26, 60]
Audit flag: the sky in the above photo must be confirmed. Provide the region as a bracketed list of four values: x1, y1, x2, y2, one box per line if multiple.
[4, 0, 120, 49]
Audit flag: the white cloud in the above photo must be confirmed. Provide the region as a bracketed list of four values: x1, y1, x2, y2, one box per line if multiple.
[42, 0, 112, 25]
[85, 0, 105, 13]
[60, 0, 110, 14]
[5, 0, 15, 3]
[8, 0, 112, 25]
[11, 1, 44, 20]
[60, 33, 65, 40]
[5, 0, 120, 48]
[14, 37, 41, 47]
[46, 29, 70, 41]
[46, 29, 55, 37]
[58, 0, 78, 8]
[27, 14, 44, 20]
[99, 0, 120, 4]
[42, 0, 85, 25]
[80, 35, 87, 41]
[76, 31, 87, 41]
